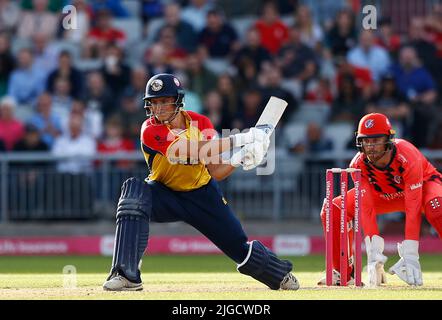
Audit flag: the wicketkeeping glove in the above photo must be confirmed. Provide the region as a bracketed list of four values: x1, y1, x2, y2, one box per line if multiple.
[365, 235, 388, 287]
[388, 240, 423, 286]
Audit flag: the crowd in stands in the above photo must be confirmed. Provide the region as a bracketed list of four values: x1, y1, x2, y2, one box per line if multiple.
[0, 0, 441, 175]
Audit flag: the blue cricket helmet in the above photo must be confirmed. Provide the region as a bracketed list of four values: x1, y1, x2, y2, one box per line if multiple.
[143, 73, 185, 108]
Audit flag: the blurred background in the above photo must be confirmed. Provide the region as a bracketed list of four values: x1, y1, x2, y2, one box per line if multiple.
[0, 0, 441, 254]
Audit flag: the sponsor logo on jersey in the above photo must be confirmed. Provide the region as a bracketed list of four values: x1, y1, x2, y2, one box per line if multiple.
[380, 191, 404, 200]
[410, 182, 423, 190]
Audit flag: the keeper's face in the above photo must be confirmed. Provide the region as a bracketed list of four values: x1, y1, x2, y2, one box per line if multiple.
[147, 97, 177, 122]
[361, 136, 388, 162]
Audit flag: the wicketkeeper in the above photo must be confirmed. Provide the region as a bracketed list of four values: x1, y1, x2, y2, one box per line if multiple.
[318, 113, 442, 287]
[103, 73, 299, 291]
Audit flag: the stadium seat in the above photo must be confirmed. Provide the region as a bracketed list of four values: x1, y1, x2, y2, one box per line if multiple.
[122, 0, 140, 16]
[290, 102, 331, 125]
[323, 122, 355, 152]
[145, 18, 165, 45]
[281, 15, 295, 27]
[51, 40, 81, 61]
[282, 123, 307, 149]
[204, 58, 233, 76]
[112, 18, 143, 44]
[75, 59, 103, 72]
[11, 37, 32, 55]
[230, 16, 257, 42]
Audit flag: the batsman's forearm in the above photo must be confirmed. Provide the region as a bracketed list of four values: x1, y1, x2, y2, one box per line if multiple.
[206, 162, 236, 181]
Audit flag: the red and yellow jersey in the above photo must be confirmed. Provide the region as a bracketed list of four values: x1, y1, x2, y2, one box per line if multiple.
[140, 111, 217, 191]
[350, 138, 442, 239]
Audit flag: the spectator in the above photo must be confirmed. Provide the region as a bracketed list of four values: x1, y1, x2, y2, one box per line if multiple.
[304, 78, 334, 106]
[175, 71, 202, 114]
[0, 96, 24, 150]
[10, 122, 49, 218]
[155, 26, 188, 70]
[0, 0, 21, 34]
[390, 46, 437, 105]
[216, 73, 239, 122]
[52, 113, 96, 174]
[181, 0, 214, 32]
[28, 92, 62, 148]
[259, 63, 298, 125]
[295, 5, 324, 50]
[290, 122, 333, 154]
[232, 85, 263, 130]
[46, 50, 83, 99]
[144, 43, 175, 76]
[65, 99, 103, 140]
[0, 32, 15, 97]
[62, 0, 92, 43]
[82, 71, 115, 120]
[330, 74, 365, 124]
[13, 123, 48, 152]
[276, 24, 317, 98]
[122, 66, 149, 110]
[185, 51, 217, 101]
[140, 0, 163, 36]
[51, 77, 73, 119]
[347, 30, 391, 82]
[202, 90, 231, 134]
[85, 8, 126, 59]
[17, 0, 58, 40]
[254, 1, 289, 55]
[324, 8, 357, 57]
[7, 48, 46, 106]
[198, 8, 239, 59]
[421, 11, 442, 100]
[100, 44, 131, 98]
[97, 115, 135, 169]
[155, 2, 197, 54]
[375, 17, 401, 59]
[389, 46, 438, 147]
[407, 17, 439, 75]
[233, 27, 271, 82]
[89, 0, 130, 17]
[32, 33, 59, 79]
[365, 73, 410, 137]
[424, 3, 442, 59]
[334, 56, 374, 99]
[114, 92, 145, 147]
[290, 122, 334, 209]
[51, 112, 96, 217]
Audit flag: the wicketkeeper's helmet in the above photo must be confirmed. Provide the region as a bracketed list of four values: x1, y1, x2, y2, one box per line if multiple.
[355, 113, 396, 152]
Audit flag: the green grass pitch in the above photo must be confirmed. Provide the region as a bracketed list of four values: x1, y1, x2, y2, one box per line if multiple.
[0, 254, 441, 300]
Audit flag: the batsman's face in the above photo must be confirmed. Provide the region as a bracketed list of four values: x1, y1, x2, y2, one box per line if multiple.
[147, 96, 177, 121]
[361, 136, 388, 162]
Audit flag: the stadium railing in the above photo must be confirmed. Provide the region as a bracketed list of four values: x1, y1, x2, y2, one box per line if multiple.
[0, 150, 441, 222]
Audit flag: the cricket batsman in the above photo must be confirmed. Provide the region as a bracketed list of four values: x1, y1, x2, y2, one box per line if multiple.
[102, 73, 299, 291]
[318, 113, 442, 287]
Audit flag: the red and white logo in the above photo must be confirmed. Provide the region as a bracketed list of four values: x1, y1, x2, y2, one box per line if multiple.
[173, 77, 180, 87]
[365, 119, 374, 128]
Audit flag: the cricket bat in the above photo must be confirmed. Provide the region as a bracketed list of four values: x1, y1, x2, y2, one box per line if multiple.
[255, 96, 288, 136]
